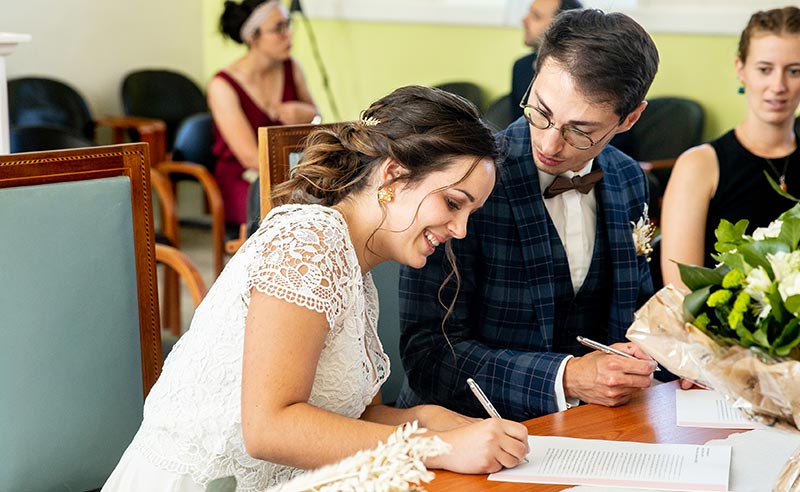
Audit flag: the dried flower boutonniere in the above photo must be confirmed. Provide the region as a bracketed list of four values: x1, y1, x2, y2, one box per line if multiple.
[632, 203, 656, 262]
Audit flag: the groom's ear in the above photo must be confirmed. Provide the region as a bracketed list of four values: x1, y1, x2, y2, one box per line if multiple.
[618, 100, 648, 133]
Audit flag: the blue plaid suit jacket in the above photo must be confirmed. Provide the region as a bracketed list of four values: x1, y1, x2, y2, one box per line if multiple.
[398, 118, 654, 420]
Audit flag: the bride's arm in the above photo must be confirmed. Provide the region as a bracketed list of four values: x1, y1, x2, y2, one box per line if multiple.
[240, 290, 529, 472]
[241, 290, 397, 468]
[359, 395, 477, 432]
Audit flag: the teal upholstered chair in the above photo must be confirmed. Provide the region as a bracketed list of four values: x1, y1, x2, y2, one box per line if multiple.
[0, 143, 161, 491]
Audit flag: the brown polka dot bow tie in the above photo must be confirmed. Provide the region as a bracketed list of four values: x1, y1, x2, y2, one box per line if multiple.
[542, 169, 605, 199]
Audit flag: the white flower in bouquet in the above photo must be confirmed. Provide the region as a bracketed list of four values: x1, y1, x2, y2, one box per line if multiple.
[266, 421, 451, 492]
[779, 271, 800, 306]
[753, 219, 783, 240]
[768, 251, 800, 312]
[769, 250, 800, 282]
[744, 266, 773, 319]
[744, 266, 773, 301]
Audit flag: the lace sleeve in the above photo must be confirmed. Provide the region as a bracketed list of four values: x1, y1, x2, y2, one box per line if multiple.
[246, 209, 353, 329]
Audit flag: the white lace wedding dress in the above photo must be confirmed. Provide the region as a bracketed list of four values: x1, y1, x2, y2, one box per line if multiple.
[102, 204, 390, 491]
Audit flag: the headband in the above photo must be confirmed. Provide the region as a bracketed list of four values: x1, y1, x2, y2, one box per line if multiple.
[240, 0, 280, 44]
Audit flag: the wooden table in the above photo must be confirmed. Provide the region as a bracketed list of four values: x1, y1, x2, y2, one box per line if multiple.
[426, 381, 744, 491]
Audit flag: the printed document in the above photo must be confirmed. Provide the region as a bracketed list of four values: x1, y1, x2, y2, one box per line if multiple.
[676, 389, 761, 429]
[489, 436, 731, 491]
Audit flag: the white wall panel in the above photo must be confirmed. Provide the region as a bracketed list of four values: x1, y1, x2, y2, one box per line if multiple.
[0, 0, 204, 116]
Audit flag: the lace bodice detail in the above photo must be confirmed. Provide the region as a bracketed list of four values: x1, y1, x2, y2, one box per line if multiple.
[132, 205, 389, 490]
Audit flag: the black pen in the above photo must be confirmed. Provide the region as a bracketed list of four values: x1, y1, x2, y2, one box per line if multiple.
[576, 336, 661, 371]
[466, 378, 529, 464]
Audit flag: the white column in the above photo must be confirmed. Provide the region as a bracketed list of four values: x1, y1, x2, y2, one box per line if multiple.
[0, 33, 32, 154]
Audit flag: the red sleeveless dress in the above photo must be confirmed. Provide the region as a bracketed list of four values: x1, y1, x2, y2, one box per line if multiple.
[212, 59, 298, 224]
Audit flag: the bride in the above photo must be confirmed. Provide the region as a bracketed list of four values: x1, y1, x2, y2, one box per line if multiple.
[101, 85, 530, 491]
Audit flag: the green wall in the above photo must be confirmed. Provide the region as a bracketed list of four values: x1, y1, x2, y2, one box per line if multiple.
[202, 4, 746, 142]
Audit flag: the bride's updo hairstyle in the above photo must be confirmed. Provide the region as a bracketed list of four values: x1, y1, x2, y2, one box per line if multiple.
[272, 84, 499, 209]
[273, 85, 499, 326]
[272, 85, 499, 324]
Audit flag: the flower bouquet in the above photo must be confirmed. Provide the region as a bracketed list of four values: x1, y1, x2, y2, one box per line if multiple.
[629, 202, 800, 428]
[627, 201, 800, 490]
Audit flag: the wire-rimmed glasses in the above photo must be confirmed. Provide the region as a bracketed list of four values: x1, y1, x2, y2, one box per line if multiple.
[518, 80, 617, 150]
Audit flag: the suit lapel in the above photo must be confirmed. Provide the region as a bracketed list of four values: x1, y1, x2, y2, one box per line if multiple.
[501, 135, 556, 344]
[595, 155, 637, 339]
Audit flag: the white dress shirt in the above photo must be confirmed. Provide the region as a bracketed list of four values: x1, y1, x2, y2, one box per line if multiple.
[538, 159, 597, 411]
[538, 159, 598, 293]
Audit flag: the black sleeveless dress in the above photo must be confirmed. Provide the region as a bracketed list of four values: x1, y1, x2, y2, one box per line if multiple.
[705, 130, 800, 267]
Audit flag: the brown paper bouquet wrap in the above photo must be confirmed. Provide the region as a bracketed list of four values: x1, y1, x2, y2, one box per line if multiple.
[627, 284, 800, 429]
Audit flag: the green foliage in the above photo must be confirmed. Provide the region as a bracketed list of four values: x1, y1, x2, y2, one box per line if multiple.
[777, 203, 800, 249]
[684, 285, 711, 319]
[714, 219, 749, 253]
[785, 294, 800, 317]
[738, 240, 790, 276]
[712, 251, 748, 273]
[774, 319, 800, 357]
[677, 263, 726, 291]
[678, 207, 800, 360]
[765, 171, 800, 203]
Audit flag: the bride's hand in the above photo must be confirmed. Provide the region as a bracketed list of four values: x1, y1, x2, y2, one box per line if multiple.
[426, 418, 529, 474]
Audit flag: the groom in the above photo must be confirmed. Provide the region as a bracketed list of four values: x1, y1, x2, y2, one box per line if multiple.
[397, 8, 660, 420]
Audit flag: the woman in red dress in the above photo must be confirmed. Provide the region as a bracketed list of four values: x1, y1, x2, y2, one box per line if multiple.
[208, 0, 319, 232]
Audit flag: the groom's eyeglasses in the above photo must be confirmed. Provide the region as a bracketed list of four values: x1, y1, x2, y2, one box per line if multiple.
[518, 80, 618, 151]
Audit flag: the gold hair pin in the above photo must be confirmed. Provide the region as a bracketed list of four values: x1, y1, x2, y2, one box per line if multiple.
[359, 116, 381, 127]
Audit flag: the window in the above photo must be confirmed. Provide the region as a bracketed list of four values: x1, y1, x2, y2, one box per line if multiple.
[299, 0, 790, 34]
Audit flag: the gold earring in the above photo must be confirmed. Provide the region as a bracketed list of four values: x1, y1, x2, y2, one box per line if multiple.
[377, 186, 394, 205]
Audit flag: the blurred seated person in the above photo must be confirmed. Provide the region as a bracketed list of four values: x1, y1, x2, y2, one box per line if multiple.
[209, 0, 319, 236]
[510, 0, 583, 121]
[661, 6, 800, 290]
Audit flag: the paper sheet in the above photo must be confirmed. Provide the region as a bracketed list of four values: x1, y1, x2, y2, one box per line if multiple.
[563, 427, 800, 492]
[489, 436, 731, 492]
[675, 389, 761, 429]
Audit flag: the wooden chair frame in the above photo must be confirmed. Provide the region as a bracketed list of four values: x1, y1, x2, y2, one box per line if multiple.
[97, 115, 168, 169]
[156, 160, 225, 275]
[155, 243, 207, 308]
[258, 123, 342, 219]
[0, 142, 162, 395]
[224, 123, 341, 254]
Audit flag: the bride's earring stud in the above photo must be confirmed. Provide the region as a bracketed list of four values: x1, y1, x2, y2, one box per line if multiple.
[377, 186, 394, 205]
